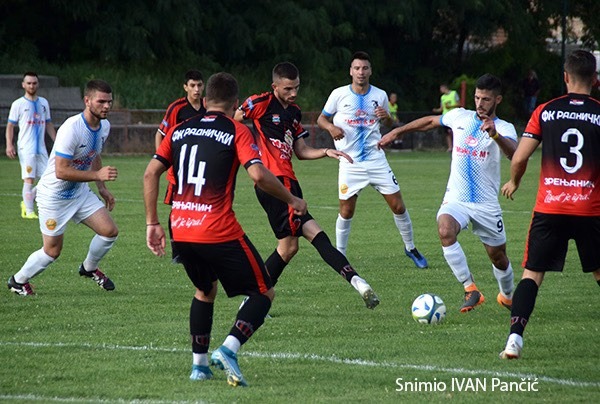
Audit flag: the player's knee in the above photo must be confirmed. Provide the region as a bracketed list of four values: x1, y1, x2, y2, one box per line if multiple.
[263, 287, 275, 302]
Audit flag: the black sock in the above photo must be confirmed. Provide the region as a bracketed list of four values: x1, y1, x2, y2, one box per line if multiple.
[311, 231, 358, 282]
[229, 294, 271, 346]
[265, 250, 288, 286]
[190, 298, 213, 354]
[509, 278, 539, 337]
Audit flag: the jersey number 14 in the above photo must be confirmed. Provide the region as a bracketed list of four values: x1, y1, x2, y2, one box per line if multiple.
[177, 144, 206, 196]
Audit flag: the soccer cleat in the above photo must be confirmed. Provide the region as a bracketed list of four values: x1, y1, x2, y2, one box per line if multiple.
[211, 346, 248, 387]
[79, 264, 115, 291]
[499, 335, 522, 359]
[405, 248, 428, 269]
[190, 364, 213, 381]
[21, 201, 38, 219]
[497, 293, 512, 310]
[354, 278, 380, 309]
[460, 287, 485, 312]
[361, 288, 380, 309]
[7, 276, 34, 296]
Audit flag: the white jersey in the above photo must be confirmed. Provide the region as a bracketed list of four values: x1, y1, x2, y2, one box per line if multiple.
[7, 96, 52, 155]
[37, 113, 110, 200]
[441, 108, 517, 203]
[322, 84, 389, 162]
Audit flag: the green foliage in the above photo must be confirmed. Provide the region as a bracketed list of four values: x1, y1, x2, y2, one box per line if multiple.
[0, 1, 597, 114]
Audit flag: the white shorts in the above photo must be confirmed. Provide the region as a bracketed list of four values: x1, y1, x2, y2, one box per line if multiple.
[37, 188, 105, 236]
[436, 200, 507, 246]
[338, 157, 400, 200]
[19, 153, 48, 180]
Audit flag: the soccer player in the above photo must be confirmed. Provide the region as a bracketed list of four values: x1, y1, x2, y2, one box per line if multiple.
[235, 62, 379, 309]
[317, 51, 428, 269]
[379, 74, 517, 313]
[5, 72, 57, 219]
[499, 50, 600, 359]
[154, 69, 206, 262]
[143, 72, 306, 386]
[7, 80, 118, 296]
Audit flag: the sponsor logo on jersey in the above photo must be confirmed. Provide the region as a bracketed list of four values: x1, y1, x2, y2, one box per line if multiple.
[270, 138, 293, 160]
[465, 135, 478, 147]
[543, 177, 595, 188]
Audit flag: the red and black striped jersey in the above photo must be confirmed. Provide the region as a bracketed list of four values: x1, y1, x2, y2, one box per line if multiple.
[524, 93, 600, 216]
[155, 111, 263, 243]
[239, 92, 308, 179]
[158, 97, 206, 186]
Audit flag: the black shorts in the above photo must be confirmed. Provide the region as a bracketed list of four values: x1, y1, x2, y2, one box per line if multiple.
[523, 212, 600, 273]
[255, 177, 313, 239]
[174, 235, 272, 297]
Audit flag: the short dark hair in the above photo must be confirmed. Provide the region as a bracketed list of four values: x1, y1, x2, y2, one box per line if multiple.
[85, 79, 112, 96]
[564, 50, 597, 84]
[475, 73, 502, 94]
[22, 72, 38, 79]
[184, 69, 203, 84]
[205, 72, 238, 107]
[272, 62, 299, 81]
[351, 51, 371, 65]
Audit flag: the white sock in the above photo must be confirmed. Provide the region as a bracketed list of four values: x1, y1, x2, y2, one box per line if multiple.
[507, 333, 523, 348]
[223, 335, 241, 354]
[442, 242, 473, 287]
[393, 211, 415, 251]
[336, 214, 352, 256]
[22, 183, 35, 213]
[83, 235, 117, 271]
[14, 248, 55, 283]
[192, 353, 209, 367]
[493, 263, 514, 298]
[350, 275, 369, 293]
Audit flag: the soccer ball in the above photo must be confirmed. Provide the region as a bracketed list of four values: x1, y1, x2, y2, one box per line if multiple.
[411, 293, 446, 324]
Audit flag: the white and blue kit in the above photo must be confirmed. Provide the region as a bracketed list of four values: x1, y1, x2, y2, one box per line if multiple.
[8, 96, 53, 179]
[321, 84, 399, 199]
[437, 108, 517, 244]
[36, 113, 111, 235]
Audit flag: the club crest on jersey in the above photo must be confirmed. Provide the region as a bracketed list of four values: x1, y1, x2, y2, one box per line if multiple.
[465, 135, 478, 147]
[272, 114, 281, 125]
[570, 99, 584, 106]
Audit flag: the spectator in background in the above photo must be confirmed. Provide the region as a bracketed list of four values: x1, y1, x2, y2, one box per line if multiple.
[521, 69, 540, 117]
[5, 72, 57, 219]
[433, 83, 460, 152]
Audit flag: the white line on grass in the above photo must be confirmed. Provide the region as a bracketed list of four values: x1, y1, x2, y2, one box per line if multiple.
[1, 341, 598, 389]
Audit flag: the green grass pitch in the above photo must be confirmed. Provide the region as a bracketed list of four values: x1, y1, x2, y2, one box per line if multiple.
[0, 150, 598, 403]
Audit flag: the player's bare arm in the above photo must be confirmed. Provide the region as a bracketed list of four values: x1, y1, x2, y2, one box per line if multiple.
[378, 115, 442, 148]
[317, 113, 345, 141]
[154, 130, 164, 152]
[5, 122, 16, 158]
[294, 138, 353, 163]
[480, 114, 517, 160]
[46, 121, 57, 141]
[500, 137, 539, 200]
[55, 155, 118, 183]
[143, 158, 168, 256]
[247, 163, 307, 216]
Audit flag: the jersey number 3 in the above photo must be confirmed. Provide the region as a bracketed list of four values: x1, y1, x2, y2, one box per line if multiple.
[177, 144, 206, 196]
[560, 128, 583, 174]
